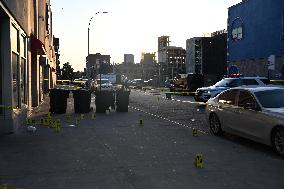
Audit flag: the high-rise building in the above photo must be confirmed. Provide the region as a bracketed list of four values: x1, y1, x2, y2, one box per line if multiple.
[157, 36, 186, 79]
[124, 54, 134, 64]
[186, 30, 227, 86]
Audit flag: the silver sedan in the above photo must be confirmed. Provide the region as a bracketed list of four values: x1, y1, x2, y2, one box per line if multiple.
[206, 86, 284, 156]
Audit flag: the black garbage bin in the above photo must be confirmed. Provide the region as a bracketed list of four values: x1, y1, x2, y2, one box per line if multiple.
[49, 88, 70, 114]
[73, 89, 92, 113]
[116, 90, 130, 112]
[95, 90, 115, 113]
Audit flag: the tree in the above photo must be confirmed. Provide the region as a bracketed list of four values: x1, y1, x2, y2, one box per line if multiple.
[61, 62, 74, 81]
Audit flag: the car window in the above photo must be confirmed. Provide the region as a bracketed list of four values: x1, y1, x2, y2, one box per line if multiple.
[214, 78, 236, 87]
[260, 79, 271, 85]
[229, 79, 242, 87]
[243, 79, 258, 85]
[218, 90, 238, 105]
[238, 90, 258, 108]
[255, 89, 284, 108]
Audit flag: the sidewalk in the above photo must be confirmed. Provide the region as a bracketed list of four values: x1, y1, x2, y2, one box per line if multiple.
[0, 94, 159, 189]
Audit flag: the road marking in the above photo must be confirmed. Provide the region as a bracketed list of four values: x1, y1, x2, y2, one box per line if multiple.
[129, 106, 208, 135]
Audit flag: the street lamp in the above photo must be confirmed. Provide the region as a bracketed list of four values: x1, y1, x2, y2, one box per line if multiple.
[87, 11, 108, 82]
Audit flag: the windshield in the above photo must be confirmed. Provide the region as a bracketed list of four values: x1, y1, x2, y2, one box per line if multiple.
[213, 78, 236, 87]
[255, 89, 284, 108]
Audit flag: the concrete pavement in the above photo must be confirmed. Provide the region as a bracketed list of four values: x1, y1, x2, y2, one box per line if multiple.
[0, 92, 284, 189]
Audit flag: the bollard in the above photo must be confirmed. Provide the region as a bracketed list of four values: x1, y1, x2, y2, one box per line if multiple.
[54, 119, 61, 133]
[192, 128, 198, 137]
[194, 153, 203, 168]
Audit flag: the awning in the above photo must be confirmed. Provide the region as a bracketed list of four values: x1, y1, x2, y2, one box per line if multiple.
[30, 35, 46, 55]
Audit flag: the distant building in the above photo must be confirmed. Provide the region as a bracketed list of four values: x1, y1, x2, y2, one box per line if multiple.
[86, 53, 111, 79]
[186, 30, 227, 86]
[114, 63, 142, 80]
[124, 54, 134, 64]
[158, 36, 186, 79]
[228, 0, 284, 78]
[0, 0, 57, 133]
[140, 52, 158, 80]
[141, 52, 156, 64]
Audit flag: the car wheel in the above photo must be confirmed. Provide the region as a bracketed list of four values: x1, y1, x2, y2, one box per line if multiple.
[272, 127, 284, 157]
[209, 113, 223, 136]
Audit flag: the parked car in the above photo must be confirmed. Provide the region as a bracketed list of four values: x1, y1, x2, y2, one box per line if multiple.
[96, 79, 114, 91]
[144, 79, 154, 86]
[206, 86, 284, 156]
[195, 76, 270, 102]
[131, 79, 144, 89]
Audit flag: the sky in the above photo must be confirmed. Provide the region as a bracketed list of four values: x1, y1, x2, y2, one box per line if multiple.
[52, 0, 242, 71]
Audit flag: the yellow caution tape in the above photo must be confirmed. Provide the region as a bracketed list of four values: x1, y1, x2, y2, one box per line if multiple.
[0, 105, 17, 110]
[194, 153, 203, 168]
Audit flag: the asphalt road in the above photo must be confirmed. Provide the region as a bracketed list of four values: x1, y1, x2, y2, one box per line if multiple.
[0, 89, 283, 189]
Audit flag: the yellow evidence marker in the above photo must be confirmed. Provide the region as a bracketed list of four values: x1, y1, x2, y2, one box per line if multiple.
[65, 115, 72, 124]
[75, 117, 81, 126]
[139, 118, 143, 126]
[91, 113, 96, 120]
[26, 118, 32, 125]
[194, 153, 203, 168]
[192, 128, 198, 137]
[47, 112, 52, 118]
[80, 114, 84, 120]
[54, 119, 61, 133]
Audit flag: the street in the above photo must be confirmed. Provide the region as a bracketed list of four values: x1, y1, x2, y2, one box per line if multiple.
[0, 89, 284, 189]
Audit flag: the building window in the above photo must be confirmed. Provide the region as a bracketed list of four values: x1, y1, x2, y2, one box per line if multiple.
[231, 17, 243, 41]
[11, 25, 20, 108]
[20, 35, 27, 105]
[12, 52, 19, 108]
[11, 25, 27, 108]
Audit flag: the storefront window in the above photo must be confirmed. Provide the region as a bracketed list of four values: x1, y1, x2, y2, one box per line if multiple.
[21, 58, 26, 104]
[0, 42, 2, 115]
[12, 53, 19, 108]
[11, 26, 18, 52]
[20, 35, 27, 105]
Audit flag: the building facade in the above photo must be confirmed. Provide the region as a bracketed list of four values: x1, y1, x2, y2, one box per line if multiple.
[157, 36, 186, 80]
[0, 0, 57, 133]
[228, 0, 284, 78]
[186, 31, 227, 86]
[86, 53, 112, 79]
[114, 63, 142, 80]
